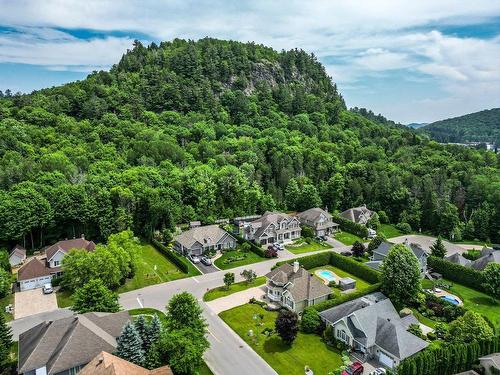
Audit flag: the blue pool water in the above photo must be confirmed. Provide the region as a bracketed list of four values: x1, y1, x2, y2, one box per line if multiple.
[318, 270, 336, 282]
[441, 295, 459, 305]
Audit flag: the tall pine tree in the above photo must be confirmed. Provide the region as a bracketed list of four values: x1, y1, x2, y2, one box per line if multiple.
[0, 312, 12, 368]
[115, 321, 145, 366]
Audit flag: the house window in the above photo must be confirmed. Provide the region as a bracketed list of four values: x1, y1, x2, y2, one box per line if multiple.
[336, 329, 348, 343]
[53, 260, 60, 267]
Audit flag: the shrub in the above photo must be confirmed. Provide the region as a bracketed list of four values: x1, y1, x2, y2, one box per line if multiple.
[331, 213, 368, 238]
[351, 241, 365, 257]
[233, 233, 265, 257]
[396, 222, 412, 234]
[426, 331, 437, 341]
[274, 251, 331, 270]
[264, 248, 278, 258]
[240, 242, 251, 253]
[300, 308, 322, 333]
[428, 256, 487, 293]
[312, 283, 382, 312]
[330, 252, 381, 284]
[378, 210, 389, 224]
[302, 226, 315, 239]
[151, 239, 190, 273]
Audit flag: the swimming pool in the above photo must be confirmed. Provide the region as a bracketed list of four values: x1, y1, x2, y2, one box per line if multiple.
[441, 295, 460, 305]
[317, 270, 336, 283]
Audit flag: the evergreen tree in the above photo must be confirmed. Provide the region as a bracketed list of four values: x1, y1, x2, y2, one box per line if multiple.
[134, 315, 148, 350]
[115, 321, 145, 366]
[0, 312, 12, 368]
[430, 236, 447, 258]
[144, 314, 163, 352]
[351, 241, 365, 257]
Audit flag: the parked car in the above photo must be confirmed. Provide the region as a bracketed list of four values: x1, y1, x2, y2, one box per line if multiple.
[42, 283, 53, 294]
[341, 251, 353, 257]
[370, 368, 387, 375]
[341, 362, 363, 375]
[273, 242, 284, 251]
[188, 254, 200, 264]
[316, 236, 326, 242]
[200, 256, 212, 266]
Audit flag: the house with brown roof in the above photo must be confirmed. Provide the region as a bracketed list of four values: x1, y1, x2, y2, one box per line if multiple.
[296, 207, 339, 237]
[9, 244, 27, 267]
[17, 235, 96, 291]
[18, 311, 130, 375]
[79, 351, 173, 375]
[340, 205, 374, 225]
[265, 261, 331, 313]
[244, 211, 301, 245]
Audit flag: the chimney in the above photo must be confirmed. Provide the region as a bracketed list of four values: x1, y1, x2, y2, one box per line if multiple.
[293, 261, 300, 273]
[81, 234, 85, 240]
[404, 238, 409, 246]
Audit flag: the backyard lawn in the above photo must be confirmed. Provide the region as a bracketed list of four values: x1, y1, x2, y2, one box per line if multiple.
[285, 239, 331, 254]
[117, 243, 187, 293]
[220, 304, 343, 375]
[0, 293, 14, 322]
[309, 265, 373, 297]
[214, 249, 267, 270]
[334, 231, 364, 246]
[377, 224, 403, 239]
[203, 276, 266, 301]
[422, 279, 500, 329]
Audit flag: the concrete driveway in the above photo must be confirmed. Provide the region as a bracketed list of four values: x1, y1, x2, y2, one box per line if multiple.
[15, 289, 58, 319]
[206, 285, 267, 314]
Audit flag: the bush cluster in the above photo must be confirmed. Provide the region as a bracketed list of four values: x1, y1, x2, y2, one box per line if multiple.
[331, 214, 369, 238]
[428, 256, 487, 294]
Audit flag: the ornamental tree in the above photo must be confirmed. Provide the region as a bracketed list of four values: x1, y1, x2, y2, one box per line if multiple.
[165, 292, 206, 334]
[240, 269, 256, 284]
[482, 263, 500, 301]
[447, 310, 494, 343]
[380, 243, 421, 305]
[351, 241, 366, 257]
[223, 272, 235, 290]
[275, 309, 299, 345]
[72, 279, 120, 314]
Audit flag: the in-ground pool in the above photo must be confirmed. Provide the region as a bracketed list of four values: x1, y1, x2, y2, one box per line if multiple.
[316, 270, 336, 283]
[441, 295, 460, 305]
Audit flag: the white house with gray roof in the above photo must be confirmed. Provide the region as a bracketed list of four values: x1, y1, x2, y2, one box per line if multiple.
[366, 240, 428, 277]
[296, 207, 339, 237]
[265, 261, 331, 313]
[319, 292, 428, 369]
[340, 205, 374, 225]
[244, 211, 301, 245]
[173, 224, 236, 256]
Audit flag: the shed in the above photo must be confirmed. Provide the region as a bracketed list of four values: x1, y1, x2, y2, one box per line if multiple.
[339, 277, 356, 291]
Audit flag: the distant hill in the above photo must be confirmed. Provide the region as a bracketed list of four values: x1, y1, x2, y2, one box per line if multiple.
[421, 108, 500, 145]
[406, 122, 428, 129]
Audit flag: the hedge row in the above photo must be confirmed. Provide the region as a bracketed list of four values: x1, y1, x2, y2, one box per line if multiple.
[398, 336, 500, 375]
[151, 239, 201, 276]
[331, 213, 368, 238]
[312, 283, 382, 312]
[274, 251, 332, 270]
[329, 252, 381, 284]
[428, 256, 486, 293]
[233, 233, 265, 257]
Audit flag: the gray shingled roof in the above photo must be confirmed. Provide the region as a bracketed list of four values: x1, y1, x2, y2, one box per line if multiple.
[174, 225, 234, 249]
[266, 263, 331, 302]
[340, 205, 373, 224]
[10, 245, 26, 259]
[297, 208, 338, 226]
[446, 253, 472, 267]
[471, 251, 500, 271]
[373, 241, 427, 259]
[250, 211, 295, 239]
[18, 311, 130, 375]
[319, 293, 428, 361]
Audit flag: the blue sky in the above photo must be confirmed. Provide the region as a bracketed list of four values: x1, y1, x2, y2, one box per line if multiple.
[0, 1, 499, 123]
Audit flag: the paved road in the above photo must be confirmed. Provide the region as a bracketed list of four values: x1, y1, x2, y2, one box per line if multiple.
[10, 246, 345, 375]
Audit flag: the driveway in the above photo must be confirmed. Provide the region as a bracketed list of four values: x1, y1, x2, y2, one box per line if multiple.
[194, 261, 220, 274]
[14, 289, 58, 319]
[206, 285, 267, 314]
[326, 236, 345, 248]
[390, 235, 466, 256]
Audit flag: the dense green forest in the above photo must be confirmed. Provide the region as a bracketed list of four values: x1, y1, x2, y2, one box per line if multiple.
[421, 108, 500, 145]
[0, 38, 498, 250]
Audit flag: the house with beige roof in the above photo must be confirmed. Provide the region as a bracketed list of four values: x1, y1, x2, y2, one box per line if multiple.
[79, 351, 173, 375]
[17, 236, 96, 291]
[173, 224, 236, 256]
[18, 311, 130, 375]
[265, 261, 331, 313]
[296, 207, 339, 237]
[244, 211, 301, 245]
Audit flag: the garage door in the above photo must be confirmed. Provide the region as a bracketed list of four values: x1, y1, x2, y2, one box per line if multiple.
[378, 352, 394, 368]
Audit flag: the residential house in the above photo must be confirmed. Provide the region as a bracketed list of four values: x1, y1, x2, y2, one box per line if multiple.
[445, 248, 499, 271]
[265, 261, 331, 313]
[340, 205, 374, 225]
[173, 224, 237, 256]
[479, 353, 500, 375]
[18, 311, 130, 375]
[296, 207, 339, 237]
[244, 211, 301, 245]
[17, 236, 96, 291]
[319, 292, 428, 369]
[9, 244, 26, 267]
[445, 253, 472, 267]
[79, 351, 173, 375]
[366, 240, 428, 277]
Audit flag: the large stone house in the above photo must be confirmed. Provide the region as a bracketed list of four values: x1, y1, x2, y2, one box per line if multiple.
[17, 236, 96, 291]
[18, 311, 130, 375]
[340, 205, 374, 225]
[296, 207, 339, 237]
[265, 261, 331, 313]
[244, 211, 301, 245]
[319, 292, 428, 369]
[173, 224, 237, 256]
[366, 240, 428, 277]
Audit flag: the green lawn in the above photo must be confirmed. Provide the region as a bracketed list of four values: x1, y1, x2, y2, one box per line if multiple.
[129, 307, 168, 325]
[309, 265, 372, 297]
[214, 249, 267, 270]
[198, 362, 214, 375]
[204, 276, 266, 301]
[117, 243, 187, 293]
[334, 231, 364, 246]
[0, 293, 14, 322]
[285, 240, 331, 254]
[220, 304, 343, 375]
[377, 224, 403, 239]
[56, 289, 73, 308]
[422, 279, 500, 330]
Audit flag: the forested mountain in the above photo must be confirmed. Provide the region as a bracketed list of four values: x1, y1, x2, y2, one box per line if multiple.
[407, 123, 428, 129]
[421, 108, 500, 145]
[0, 38, 498, 250]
